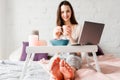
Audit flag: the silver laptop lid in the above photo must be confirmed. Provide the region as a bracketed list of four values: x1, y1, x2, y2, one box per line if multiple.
[78, 21, 104, 45]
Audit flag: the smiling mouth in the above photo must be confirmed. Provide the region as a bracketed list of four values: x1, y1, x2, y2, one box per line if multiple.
[64, 16, 69, 19]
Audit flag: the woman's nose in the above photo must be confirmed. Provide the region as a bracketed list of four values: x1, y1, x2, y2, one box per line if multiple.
[63, 12, 67, 16]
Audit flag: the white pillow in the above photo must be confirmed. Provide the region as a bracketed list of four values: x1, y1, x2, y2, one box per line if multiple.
[9, 47, 22, 61]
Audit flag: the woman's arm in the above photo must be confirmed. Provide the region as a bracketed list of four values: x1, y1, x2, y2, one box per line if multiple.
[67, 36, 77, 44]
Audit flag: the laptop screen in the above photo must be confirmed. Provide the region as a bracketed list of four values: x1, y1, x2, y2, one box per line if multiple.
[78, 21, 104, 45]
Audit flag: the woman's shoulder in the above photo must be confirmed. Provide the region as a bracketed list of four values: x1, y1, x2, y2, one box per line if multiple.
[73, 24, 83, 37]
[73, 24, 82, 30]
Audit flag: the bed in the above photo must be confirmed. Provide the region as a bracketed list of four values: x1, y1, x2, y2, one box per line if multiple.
[75, 54, 120, 80]
[0, 60, 50, 80]
[1, 54, 120, 80]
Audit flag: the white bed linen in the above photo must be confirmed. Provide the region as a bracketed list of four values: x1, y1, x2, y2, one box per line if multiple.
[0, 60, 50, 80]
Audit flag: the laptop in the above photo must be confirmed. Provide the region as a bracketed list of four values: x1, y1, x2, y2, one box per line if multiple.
[72, 21, 104, 45]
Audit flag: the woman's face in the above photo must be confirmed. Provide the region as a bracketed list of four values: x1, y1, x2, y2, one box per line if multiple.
[61, 5, 72, 23]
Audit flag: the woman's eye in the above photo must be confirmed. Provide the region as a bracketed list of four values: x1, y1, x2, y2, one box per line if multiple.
[61, 11, 64, 13]
[67, 10, 71, 13]
[67, 10, 69, 13]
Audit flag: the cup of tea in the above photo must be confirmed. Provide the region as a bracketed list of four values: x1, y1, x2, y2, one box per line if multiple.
[62, 25, 71, 36]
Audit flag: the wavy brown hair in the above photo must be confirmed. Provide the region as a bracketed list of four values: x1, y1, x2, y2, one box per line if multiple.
[56, 0, 78, 26]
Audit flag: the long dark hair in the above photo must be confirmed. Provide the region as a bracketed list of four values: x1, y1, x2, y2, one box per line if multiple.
[56, 0, 78, 26]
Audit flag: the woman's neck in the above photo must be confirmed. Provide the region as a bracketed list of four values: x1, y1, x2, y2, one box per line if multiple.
[64, 21, 72, 26]
[64, 21, 77, 30]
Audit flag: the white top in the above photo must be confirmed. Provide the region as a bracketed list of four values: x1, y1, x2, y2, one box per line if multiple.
[59, 24, 83, 59]
[61, 24, 83, 44]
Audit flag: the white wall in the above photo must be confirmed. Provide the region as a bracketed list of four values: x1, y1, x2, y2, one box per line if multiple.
[0, 0, 120, 59]
[0, 0, 6, 59]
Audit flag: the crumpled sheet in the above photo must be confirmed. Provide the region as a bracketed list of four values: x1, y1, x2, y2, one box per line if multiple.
[0, 60, 50, 80]
[75, 54, 120, 80]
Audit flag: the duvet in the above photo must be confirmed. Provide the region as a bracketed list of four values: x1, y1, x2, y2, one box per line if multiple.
[0, 60, 50, 80]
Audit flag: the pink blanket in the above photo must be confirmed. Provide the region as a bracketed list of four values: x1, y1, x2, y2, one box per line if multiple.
[75, 54, 120, 80]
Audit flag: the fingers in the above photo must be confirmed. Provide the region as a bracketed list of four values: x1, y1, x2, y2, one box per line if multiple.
[53, 26, 63, 38]
[53, 25, 72, 39]
[55, 26, 63, 32]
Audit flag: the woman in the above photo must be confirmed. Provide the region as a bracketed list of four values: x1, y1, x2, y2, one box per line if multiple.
[50, 0, 82, 80]
[53, 0, 81, 44]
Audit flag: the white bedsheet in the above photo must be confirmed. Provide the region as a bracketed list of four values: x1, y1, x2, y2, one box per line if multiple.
[0, 60, 50, 80]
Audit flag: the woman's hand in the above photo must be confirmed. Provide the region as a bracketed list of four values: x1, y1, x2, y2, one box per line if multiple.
[63, 25, 72, 38]
[53, 26, 62, 39]
[63, 25, 77, 44]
